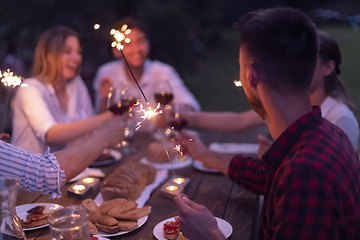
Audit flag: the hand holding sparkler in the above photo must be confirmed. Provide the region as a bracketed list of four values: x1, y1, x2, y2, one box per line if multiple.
[1, 69, 25, 133]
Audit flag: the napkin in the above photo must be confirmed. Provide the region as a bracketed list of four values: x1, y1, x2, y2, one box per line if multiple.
[209, 143, 259, 154]
[69, 168, 105, 182]
[94, 169, 169, 207]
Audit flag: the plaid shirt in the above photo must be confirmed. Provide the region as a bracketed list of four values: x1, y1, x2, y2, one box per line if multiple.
[228, 107, 360, 240]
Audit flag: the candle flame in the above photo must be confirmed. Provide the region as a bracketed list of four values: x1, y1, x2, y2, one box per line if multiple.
[166, 185, 179, 191]
[0, 69, 25, 88]
[234, 80, 242, 87]
[94, 24, 100, 30]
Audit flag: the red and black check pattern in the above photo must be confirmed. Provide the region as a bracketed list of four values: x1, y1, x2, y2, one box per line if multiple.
[228, 107, 360, 240]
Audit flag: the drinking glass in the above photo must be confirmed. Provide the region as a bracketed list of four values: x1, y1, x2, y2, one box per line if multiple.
[168, 103, 190, 161]
[0, 176, 26, 240]
[154, 81, 174, 139]
[119, 116, 137, 154]
[154, 81, 173, 107]
[48, 205, 90, 240]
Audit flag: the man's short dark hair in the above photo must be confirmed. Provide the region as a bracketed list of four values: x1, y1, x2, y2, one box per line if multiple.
[235, 7, 318, 92]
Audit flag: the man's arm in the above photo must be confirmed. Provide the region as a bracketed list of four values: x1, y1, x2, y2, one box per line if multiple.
[187, 110, 265, 132]
[54, 116, 125, 181]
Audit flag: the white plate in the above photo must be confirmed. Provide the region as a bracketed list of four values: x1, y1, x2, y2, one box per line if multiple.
[209, 143, 259, 154]
[94, 215, 148, 237]
[153, 216, 233, 239]
[193, 160, 220, 173]
[140, 156, 193, 170]
[90, 149, 122, 167]
[16, 203, 63, 231]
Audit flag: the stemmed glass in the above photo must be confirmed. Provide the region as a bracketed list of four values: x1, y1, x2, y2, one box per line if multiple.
[107, 85, 137, 152]
[154, 81, 173, 107]
[154, 81, 174, 138]
[168, 103, 190, 161]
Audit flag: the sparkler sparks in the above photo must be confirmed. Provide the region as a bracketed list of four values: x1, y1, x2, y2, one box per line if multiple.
[110, 24, 131, 50]
[0, 69, 25, 88]
[234, 80, 242, 87]
[135, 103, 162, 131]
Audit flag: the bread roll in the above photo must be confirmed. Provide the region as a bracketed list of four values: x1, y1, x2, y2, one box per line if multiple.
[99, 198, 127, 215]
[106, 200, 138, 217]
[101, 162, 156, 201]
[146, 141, 177, 163]
[88, 221, 98, 235]
[81, 199, 102, 223]
[95, 215, 120, 233]
[117, 220, 138, 231]
[109, 206, 151, 221]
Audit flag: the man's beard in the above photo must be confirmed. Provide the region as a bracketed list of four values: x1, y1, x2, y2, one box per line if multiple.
[244, 89, 267, 120]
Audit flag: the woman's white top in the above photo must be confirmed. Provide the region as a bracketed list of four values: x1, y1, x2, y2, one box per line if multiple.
[12, 76, 95, 153]
[321, 96, 359, 150]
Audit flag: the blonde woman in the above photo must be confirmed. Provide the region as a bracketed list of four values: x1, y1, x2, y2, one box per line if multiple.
[12, 26, 113, 153]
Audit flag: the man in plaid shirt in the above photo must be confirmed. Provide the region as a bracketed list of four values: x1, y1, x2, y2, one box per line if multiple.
[173, 7, 360, 240]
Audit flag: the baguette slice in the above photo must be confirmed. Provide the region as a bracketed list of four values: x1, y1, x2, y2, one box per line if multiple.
[99, 198, 127, 215]
[106, 200, 137, 216]
[109, 206, 151, 221]
[117, 220, 138, 231]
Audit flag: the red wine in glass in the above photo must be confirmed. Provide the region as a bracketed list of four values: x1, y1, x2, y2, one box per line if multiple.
[168, 118, 189, 131]
[108, 100, 132, 116]
[155, 92, 173, 106]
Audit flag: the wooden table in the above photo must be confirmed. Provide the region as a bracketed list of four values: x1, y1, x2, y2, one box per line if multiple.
[16, 126, 268, 240]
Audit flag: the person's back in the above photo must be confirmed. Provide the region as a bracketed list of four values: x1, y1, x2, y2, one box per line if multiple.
[259, 107, 360, 239]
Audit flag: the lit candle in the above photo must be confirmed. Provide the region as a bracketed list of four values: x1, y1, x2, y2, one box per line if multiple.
[82, 178, 95, 184]
[172, 178, 185, 184]
[72, 185, 86, 193]
[166, 185, 179, 192]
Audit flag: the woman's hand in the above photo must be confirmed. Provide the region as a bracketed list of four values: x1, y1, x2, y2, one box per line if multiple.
[100, 77, 113, 100]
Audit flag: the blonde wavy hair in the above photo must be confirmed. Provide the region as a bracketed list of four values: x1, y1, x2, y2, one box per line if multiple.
[32, 25, 81, 84]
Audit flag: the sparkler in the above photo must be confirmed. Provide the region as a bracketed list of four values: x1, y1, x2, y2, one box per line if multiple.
[0, 69, 26, 133]
[110, 23, 179, 177]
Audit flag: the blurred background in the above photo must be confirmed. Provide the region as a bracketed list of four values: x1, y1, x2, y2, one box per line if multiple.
[0, 0, 359, 134]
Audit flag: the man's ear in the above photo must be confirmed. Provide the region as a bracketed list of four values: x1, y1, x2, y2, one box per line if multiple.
[248, 64, 260, 88]
[111, 47, 122, 58]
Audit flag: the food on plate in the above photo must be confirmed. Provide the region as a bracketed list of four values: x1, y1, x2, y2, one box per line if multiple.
[21, 205, 50, 229]
[88, 221, 98, 235]
[81, 199, 102, 223]
[146, 141, 177, 163]
[95, 215, 121, 233]
[98, 198, 127, 215]
[100, 162, 156, 201]
[106, 200, 138, 217]
[82, 198, 151, 234]
[163, 217, 180, 239]
[107, 206, 151, 222]
[117, 220, 138, 231]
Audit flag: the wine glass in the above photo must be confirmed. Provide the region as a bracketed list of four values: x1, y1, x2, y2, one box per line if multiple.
[107, 86, 134, 148]
[168, 103, 190, 161]
[154, 81, 173, 107]
[119, 116, 137, 154]
[154, 81, 174, 138]
[107, 86, 133, 117]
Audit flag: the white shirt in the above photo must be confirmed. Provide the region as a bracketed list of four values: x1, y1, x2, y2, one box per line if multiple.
[0, 141, 66, 198]
[93, 59, 201, 131]
[321, 96, 359, 150]
[12, 76, 95, 153]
